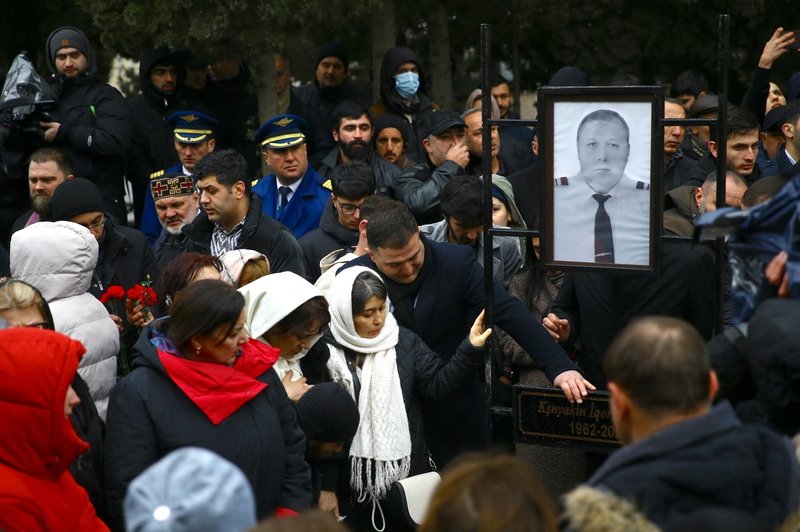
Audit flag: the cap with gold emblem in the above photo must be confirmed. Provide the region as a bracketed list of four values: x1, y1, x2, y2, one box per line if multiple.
[149, 171, 195, 201]
[167, 110, 219, 144]
[254, 114, 308, 149]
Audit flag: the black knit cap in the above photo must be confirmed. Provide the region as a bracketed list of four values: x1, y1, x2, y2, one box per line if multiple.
[297, 382, 359, 443]
[374, 114, 411, 144]
[317, 41, 348, 71]
[50, 178, 105, 221]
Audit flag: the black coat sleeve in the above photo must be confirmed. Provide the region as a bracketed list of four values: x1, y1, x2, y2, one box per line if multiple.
[267, 230, 307, 278]
[57, 84, 133, 156]
[409, 332, 485, 401]
[740, 67, 771, 126]
[104, 374, 161, 531]
[263, 370, 312, 512]
[462, 256, 579, 381]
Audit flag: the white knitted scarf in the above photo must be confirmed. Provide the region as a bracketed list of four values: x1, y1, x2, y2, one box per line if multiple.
[326, 266, 411, 501]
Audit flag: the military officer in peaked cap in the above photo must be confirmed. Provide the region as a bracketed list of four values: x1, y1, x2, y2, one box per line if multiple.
[251, 114, 329, 239]
[140, 110, 218, 244]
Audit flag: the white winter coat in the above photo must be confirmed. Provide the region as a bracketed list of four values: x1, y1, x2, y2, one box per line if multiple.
[10, 221, 119, 420]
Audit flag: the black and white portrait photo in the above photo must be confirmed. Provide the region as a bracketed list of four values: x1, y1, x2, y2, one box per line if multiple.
[541, 89, 660, 271]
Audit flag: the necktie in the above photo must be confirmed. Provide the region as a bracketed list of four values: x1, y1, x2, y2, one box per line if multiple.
[592, 193, 614, 263]
[278, 186, 291, 216]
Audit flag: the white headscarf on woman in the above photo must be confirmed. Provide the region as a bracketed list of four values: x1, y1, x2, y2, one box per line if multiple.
[326, 266, 411, 501]
[238, 272, 323, 381]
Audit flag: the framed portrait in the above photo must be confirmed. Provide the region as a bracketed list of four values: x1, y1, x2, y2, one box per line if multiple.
[539, 86, 663, 273]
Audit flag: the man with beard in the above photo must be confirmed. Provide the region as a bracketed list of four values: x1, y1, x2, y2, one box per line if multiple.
[149, 172, 199, 269]
[288, 42, 371, 166]
[10, 147, 75, 236]
[42, 26, 132, 224]
[316, 101, 399, 197]
[252, 114, 328, 239]
[127, 48, 200, 227]
[139, 110, 217, 245]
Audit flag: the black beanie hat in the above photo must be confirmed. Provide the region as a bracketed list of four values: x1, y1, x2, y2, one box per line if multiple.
[297, 382, 359, 443]
[51, 178, 105, 221]
[316, 42, 348, 71]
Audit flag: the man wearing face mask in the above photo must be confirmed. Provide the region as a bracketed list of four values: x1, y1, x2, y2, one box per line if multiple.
[371, 47, 437, 163]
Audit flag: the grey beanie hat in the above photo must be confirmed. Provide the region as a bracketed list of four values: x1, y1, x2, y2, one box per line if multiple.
[47, 26, 91, 64]
[124, 447, 257, 532]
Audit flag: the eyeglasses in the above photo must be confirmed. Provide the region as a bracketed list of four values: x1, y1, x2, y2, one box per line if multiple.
[336, 201, 362, 215]
[80, 215, 106, 232]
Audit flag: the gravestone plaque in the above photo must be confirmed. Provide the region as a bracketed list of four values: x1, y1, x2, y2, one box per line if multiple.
[513, 385, 620, 451]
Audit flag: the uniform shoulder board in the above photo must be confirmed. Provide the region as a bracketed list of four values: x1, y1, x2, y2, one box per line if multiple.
[635, 181, 650, 191]
[251, 178, 260, 188]
[149, 169, 165, 180]
[321, 179, 332, 191]
[554, 176, 569, 187]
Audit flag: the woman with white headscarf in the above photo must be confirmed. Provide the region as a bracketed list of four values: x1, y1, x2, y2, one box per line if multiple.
[301, 265, 490, 529]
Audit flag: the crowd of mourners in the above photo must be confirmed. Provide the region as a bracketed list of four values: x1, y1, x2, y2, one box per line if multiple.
[0, 22, 799, 532]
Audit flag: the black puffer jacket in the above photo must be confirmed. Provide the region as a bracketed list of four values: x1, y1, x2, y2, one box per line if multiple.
[45, 28, 133, 221]
[298, 199, 358, 282]
[301, 327, 485, 477]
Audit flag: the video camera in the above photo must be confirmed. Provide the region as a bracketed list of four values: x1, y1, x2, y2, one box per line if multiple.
[0, 52, 57, 148]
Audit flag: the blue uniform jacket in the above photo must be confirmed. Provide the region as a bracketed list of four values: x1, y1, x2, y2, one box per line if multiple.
[252, 166, 329, 240]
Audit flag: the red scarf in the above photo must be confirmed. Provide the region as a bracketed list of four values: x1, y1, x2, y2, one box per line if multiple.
[158, 340, 281, 425]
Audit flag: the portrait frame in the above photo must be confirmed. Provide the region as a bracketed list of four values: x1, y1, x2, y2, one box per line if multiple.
[539, 86, 663, 274]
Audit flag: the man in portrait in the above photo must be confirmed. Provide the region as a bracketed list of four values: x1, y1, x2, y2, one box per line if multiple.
[553, 109, 650, 265]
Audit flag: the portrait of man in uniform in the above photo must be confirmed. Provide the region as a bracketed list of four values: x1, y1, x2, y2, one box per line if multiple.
[548, 100, 656, 268]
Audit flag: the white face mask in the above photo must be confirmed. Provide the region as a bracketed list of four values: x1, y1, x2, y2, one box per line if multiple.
[394, 71, 420, 99]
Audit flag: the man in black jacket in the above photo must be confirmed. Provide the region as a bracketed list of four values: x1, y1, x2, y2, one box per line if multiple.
[300, 162, 374, 282]
[42, 26, 133, 224]
[315, 100, 399, 197]
[395, 110, 469, 225]
[183, 149, 305, 276]
[346, 199, 593, 465]
[127, 48, 201, 226]
[576, 316, 800, 529]
[288, 42, 370, 167]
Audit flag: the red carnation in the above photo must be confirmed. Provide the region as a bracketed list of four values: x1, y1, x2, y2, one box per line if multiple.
[127, 285, 143, 300]
[107, 285, 125, 299]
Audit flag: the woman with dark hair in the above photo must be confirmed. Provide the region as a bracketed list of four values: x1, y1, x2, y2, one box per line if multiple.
[154, 252, 223, 315]
[104, 279, 311, 529]
[0, 278, 107, 523]
[301, 266, 490, 528]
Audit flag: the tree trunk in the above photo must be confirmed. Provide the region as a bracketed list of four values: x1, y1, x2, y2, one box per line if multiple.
[371, 0, 396, 103]
[427, 3, 453, 110]
[249, 53, 277, 175]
